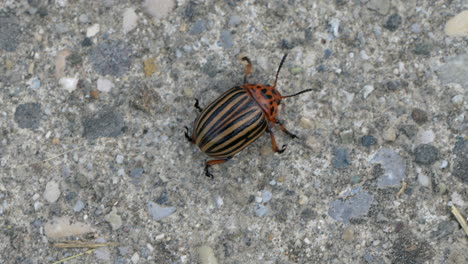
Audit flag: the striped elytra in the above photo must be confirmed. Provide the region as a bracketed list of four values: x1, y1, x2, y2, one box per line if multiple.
[185, 54, 313, 178]
[193, 86, 267, 158]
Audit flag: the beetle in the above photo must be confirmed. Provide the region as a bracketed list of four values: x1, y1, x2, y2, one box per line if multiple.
[184, 53, 312, 178]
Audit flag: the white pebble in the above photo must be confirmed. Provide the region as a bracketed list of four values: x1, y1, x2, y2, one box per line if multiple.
[143, 0, 175, 20]
[123, 8, 138, 34]
[445, 10, 468, 37]
[197, 246, 218, 264]
[86, 23, 100, 37]
[417, 130, 435, 144]
[59, 76, 78, 92]
[261, 190, 272, 203]
[360, 50, 369, 60]
[44, 180, 60, 203]
[440, 160, 448, 169]
[215, 196, 223, 208]
[361, 85, 374, 99]
[97, 78, 114, 93]
[417, 173, 431, 187]
[451, 94, 464, 106]
[116, 155, 124, 164]
[131, 253, 140, 264]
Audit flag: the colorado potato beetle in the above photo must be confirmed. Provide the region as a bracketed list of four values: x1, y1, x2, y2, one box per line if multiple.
[185, 54, 312, 177]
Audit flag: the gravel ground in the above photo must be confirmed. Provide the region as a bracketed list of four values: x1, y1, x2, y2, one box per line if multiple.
[0, 0, 467, 263]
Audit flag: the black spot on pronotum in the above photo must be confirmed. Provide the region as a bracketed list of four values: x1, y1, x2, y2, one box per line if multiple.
[270, 106, 275, 114]
[261, 88, 267, 93]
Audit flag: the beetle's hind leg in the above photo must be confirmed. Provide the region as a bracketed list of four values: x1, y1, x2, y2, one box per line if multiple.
[204, 157, 232, 178]
[267, 126, 287, 154]
[193, 99, 203, 112]
[240, 56, 252, 83]
[274, 119, 298, 139]
[184, 126, 194, 143]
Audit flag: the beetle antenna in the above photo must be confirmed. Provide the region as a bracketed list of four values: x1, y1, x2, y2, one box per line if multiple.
[273, 53, 288, 88]
[281, 89, 313, 99]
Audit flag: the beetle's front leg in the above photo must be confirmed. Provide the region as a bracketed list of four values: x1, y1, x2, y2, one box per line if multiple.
[184, 126, 194, 143]
[204, 157, 232, 178]
[274, 119, 298, 139]
[193, 99, 203, 112]
[267, 125, 287, 154]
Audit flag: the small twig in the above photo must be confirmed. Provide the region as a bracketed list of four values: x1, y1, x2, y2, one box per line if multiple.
[6, 146, 86, 170]
[450, 205, 468, 238]
[51, 241, 119, 264]
[396, 181, 407, 198]
[54, 241, 119, 248]
[51, 248, 96, 264]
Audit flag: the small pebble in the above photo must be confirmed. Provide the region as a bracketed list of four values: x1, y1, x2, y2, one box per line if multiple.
[44, 180, 60, 203]
[78, 14, 89, 24]
[342, 227, 354, 241]
[131, 253, 140, 264]
[214, 196, 223, 208]
[367, 0, 390, 15]
[197, 246, 218, 264]
[82, 109, 125, 140]
[411, 108, 428, 125]
[219, 30, 234, 49]
[339, 130, 353, 144]
[361, 135, 377, 147]
[143, 0, 175, 20]
[451, 94, 464, 106]
[414, 144, 439, 165]
[97, 78, 114, 93]
[104, 207, 122, 230]
[254, 204, 268, 217]
[28, 77, 41, 90]
[86, 23, 100, 37]
[383, 127, 397, 142]
[82, 37, 92, 47]
[371, 148, 406, 187]
[14, 103, 43, 129]
[261, 190, 272, 203]
[123, 8, 138, 34]
[73, 200, 85, 212]
[439, 160, 448, 169]
[445, 10, 468, 37]
[228, 16, 241, 26]
[361, 85, 374, 99]
[417, 173, 431, 187]
[116, 155, 124, 164]
[44, 216, 94, 239]
[410, 23, 421, 33]
[130, 168, 144, 178]
[147, 202, 176, 221]
[299, 117, 315, 129]
[189, 20, 206, 35]
[332, 148, 351, 168]
[416, 130, 435, 144]
[59, 76, 79, 92]
[384, 13, 402, 32]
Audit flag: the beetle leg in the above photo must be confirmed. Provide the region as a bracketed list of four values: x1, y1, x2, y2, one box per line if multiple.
[240, 56, 252, 83]
[267, 126, 287, 154]
[274, 119, 298, 139]
[194, 99, 203, 112]
[204, 157, 232, 178]
[184, 126, 194, 143]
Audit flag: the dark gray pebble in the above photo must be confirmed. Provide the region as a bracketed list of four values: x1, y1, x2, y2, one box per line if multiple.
[414, 144, 439, 165]
[82, 109, 125, 140]
[88, 40, 132, 76]
[361, 135, 377, 147]
[332, 148, 351, 168]
[452, 156, 468, 183]
[189, 20, 206, 35]
[0, 16, 22, 52]
[14, 103, 43, 129]
[82, 37, 92, 47]
[411, 108, 428, 125]
[220, 30, 234, 49]
[384, 13, 402, 32]
[413, 43, 432, 56]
